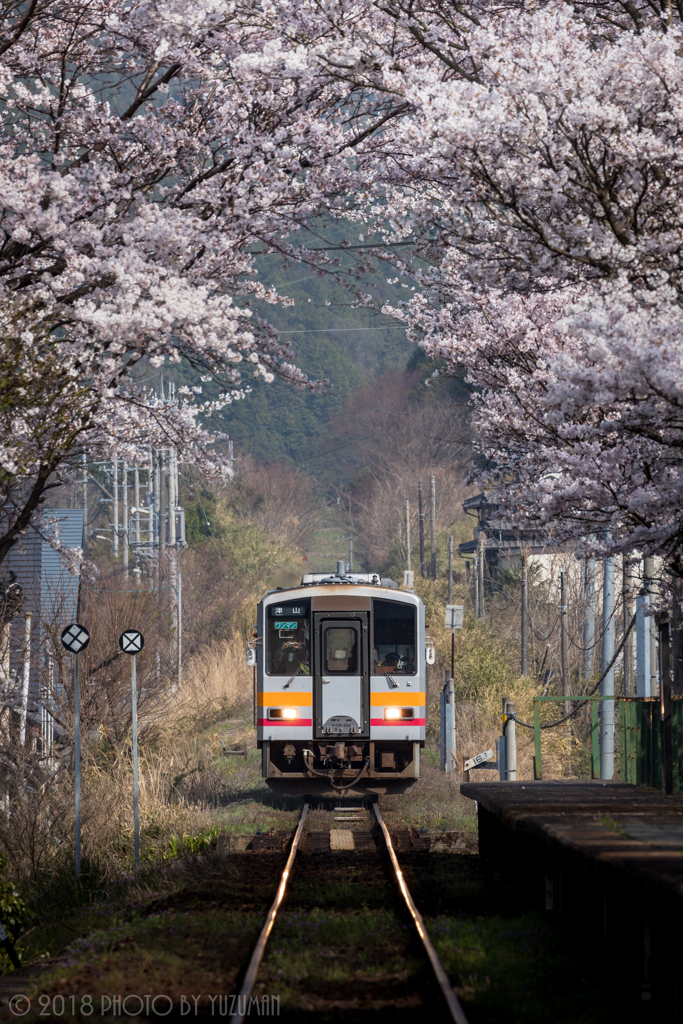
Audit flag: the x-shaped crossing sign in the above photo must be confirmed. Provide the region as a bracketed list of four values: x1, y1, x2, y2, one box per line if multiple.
[119, 630, 145, 654]
[60, 623, 90, 654]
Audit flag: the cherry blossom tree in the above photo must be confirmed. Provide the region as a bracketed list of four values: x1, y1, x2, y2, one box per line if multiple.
[0, 0, 358, 561]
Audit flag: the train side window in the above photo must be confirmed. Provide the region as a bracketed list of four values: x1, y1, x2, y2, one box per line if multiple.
[373, 600, 416, 675]
[324, 627, 358, 674]
[266, 600, 310, 676]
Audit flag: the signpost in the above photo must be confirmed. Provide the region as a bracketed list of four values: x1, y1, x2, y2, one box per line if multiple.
[119, 630, 144, 868]
[445, 605, 464, 679]
[463, 748, 496, 773]
[60, 623, 91, 879]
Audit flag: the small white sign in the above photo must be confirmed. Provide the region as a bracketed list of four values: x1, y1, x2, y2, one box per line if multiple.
[464, 748, 495, 772]
[119, 629, 144, 654]
[445, 605, 464, 629]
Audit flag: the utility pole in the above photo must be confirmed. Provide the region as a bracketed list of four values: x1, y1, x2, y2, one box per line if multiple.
[644, 556, 658, 695]
[503, 697, 517, 781]
[112, 459, 119, 558]
[348, 531, 353, 573]
[582, 557, 596, 680]
[122, 461, 128, 578]
[82, 453, 88, 549]
[429, 472, 437, 579]
[159, 449, 167, 564]
[600, 553, 616, 779]
[134, 467, 140, 547]
[623, 557, 635, 696]
[418, 480, 425, 578]
[448, 534, 453, 605]
[477, 531, 487, 618]
[405, 498, 411, 574]
[560, 569, 569, 715]
[521, 554, 528, 675]
[636, 570, 651, 698]
[177, 570, 182, 689]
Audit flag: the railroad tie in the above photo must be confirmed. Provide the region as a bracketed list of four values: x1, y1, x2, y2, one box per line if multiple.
[330, 829, 355, 851]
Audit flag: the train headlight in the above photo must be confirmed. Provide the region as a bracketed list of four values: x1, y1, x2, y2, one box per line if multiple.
[384, 707, 414, 721]
[269, 708, 298, 720]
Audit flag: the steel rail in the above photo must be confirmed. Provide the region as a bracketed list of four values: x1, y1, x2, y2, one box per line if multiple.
[231, 803, 309, 1023]
[373, 805, 470, 1024]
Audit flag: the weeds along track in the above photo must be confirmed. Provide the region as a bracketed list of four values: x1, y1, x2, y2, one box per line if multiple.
[231, 803, 468, 1023]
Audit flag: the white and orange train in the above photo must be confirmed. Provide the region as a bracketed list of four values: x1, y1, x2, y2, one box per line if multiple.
[248, 564, 432, 795]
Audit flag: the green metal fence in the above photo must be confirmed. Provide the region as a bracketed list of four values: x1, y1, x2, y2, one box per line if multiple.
[532, 695, 683, 789]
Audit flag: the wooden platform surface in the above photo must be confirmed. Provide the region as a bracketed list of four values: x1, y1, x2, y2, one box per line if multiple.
[460, 779, 683, 893]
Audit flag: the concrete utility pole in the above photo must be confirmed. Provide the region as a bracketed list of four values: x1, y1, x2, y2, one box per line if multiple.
[623, 557, 635, 696]
[636, 573, 651, 698]
[405, 498, 411, 574]
[429, 472, 437, 579]
[418, 480, 425, 578]
[644, 556, 658, 695]
[448, 534, 453, 605]
[112, 460, 119, 558]
[477, 531, 487, 618]
[503, 697, 517, 781]
[19, 614, 31, 746]
[134, 467, 141, 547]
[560, 569, 570, 715]
[582, 557, 596, 680]
[441, 677, 455, 772]
[521, 554, 528, 675]
[600, 553, 616, 779]
[82, 453, 88, 548]
[122, 461, 128, 578]
[159, 449, 166, 562]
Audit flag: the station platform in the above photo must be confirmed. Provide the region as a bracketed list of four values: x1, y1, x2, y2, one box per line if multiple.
[461, 780, 683, 1018]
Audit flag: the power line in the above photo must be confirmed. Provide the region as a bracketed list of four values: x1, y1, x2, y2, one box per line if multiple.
[278, 325, 405, 335]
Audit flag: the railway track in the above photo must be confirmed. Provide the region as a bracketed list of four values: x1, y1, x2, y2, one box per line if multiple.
[231, 803, 469, 1024]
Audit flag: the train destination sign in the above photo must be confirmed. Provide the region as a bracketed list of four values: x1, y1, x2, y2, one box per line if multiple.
[463, 749, 495, 772]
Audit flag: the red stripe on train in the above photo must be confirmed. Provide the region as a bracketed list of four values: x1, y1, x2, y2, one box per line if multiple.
[257, 718, 312, 727]
[371, 718, 426, 726]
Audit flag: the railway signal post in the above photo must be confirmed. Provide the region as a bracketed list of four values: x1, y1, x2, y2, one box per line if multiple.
[119, 629, 145, 868]
[60, 623, 91, 879]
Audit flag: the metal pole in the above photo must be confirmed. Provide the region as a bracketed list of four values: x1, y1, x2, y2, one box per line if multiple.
[600, 554, 616, 780]
[168, 448, 177, 546]
[448, 534, 453, 605]
[74, 651, 81, 880]
[644, 556, 658, 696]
[82, 453, 88, 547]
[405, 498, 411, 574]
[159, 450, 166, 561]
[560, 569, 569, 715]
[583, 557, 596, 680]
[444, 678, 455, 773]
[348, 532, 353, 573]
[636, 588, 651, 697]
[521, 554, 528, 675]
[134, 467, 140, 546]
[20, 614, 31, 746]
[418, 481, 425, 578]
[439, 684, 446, 770]
[131, 654, 139, 869]
[429, 472, 436, 580]
[477, 531, 487, 618]
[623, 558, 635, 696]
[112, 459, 119, 558]
[177, 570, 182, 689]
[659, 615, 673, 794]
[122, 461, 128, 577]
[504, 697, 517, 781]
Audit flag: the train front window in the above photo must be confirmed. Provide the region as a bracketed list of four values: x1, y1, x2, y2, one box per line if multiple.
[373, 599, 416, 675]
[324, 627, 358, 674]
[267, 600, 310, 676]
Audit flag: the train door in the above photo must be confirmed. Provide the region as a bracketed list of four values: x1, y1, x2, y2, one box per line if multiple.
[313, 614, 369, 738]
